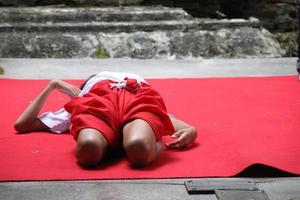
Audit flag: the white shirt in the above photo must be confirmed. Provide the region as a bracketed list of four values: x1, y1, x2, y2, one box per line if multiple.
[39, 71, 147, 133]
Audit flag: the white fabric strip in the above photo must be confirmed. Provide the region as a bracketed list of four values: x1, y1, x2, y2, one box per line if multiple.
[39, 108, 70, 133]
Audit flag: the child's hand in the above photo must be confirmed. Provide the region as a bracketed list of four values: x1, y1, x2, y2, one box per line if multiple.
[50, 79, 81, 98]
[166, 127, 197, 149]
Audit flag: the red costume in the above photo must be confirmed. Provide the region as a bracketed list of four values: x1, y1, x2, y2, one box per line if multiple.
[64, 78, 175, 146]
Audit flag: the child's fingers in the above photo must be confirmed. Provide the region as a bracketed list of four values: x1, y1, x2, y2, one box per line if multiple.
[166, 138, 186, 149]
[171, 130, 184, 138]
[166, 140, 179, 147]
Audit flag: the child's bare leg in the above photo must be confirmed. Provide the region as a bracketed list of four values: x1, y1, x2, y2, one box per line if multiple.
[123, 119, 162, 167]
[76, 128, 108, 167]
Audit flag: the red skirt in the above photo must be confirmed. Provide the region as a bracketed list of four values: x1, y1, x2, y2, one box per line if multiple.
[64, 79, 175, 146]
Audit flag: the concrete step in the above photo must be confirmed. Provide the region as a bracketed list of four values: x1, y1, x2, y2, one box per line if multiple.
[0, 19, 259, 33]
[0, 6, 190, 23]
[0, 6, 280, 59]
[0, 6, 259, 33]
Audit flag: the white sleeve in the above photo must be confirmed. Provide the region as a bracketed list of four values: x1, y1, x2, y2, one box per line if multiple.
[39, 108, 71, 133]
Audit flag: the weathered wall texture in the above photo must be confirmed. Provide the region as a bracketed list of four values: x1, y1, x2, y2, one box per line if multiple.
[0, 6, 283, 59]
[219, 0, 297, 56]
[0, 0, 295, 58]
[0, 0, 144, 6]
[0, 0, 295, 33]
[0, 28, 283, 59]
[147, 0, 297, 56]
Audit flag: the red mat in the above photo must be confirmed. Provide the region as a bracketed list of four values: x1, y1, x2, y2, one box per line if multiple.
[0, 76, 300, 181]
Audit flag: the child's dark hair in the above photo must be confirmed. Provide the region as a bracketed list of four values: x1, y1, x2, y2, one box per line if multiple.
[80, 74, 97, 90]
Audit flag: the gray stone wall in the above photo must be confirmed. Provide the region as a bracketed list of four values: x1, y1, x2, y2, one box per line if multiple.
[147, 0, 298, 56]
[0, 0, 144, 6]
[146, 0, 296, 31]
[0, 6, 283, 59]
[0, 0, 296, 32]
[0, 28, 283, 59]
[145, 0, 221, 17]
[219, 0, 296, 32]
[0, 0, 295, 58]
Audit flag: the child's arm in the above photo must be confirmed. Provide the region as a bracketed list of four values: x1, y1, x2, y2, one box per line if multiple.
[14, 79, 81, 133]
[166, 116, 197, 149]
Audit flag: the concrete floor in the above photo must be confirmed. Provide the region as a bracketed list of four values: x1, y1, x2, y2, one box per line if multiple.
[1, 178, 300, 200]
[0, 57, 297, 79]
[0, 57, 299, 200]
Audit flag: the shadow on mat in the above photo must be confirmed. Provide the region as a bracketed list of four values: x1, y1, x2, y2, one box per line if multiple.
[235, 163, 298, 177]
[78, 147, 179, 170]
[78, 148, 125, 170]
